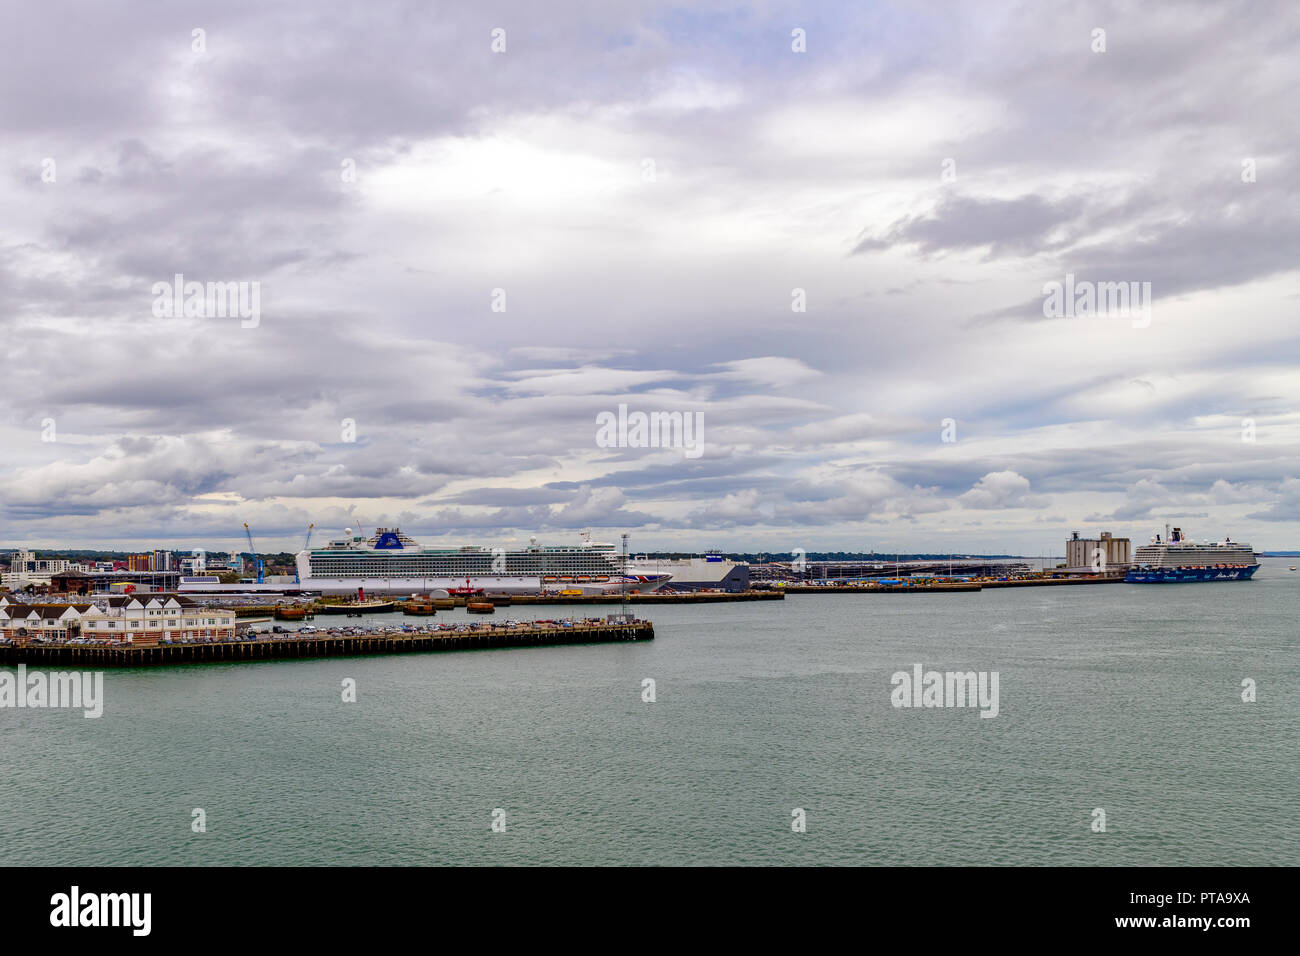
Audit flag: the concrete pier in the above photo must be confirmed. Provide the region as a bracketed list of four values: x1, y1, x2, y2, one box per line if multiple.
[0, 621, 653, 668]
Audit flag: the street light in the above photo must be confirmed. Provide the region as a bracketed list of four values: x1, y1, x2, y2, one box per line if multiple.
[619, 533, 630, 623]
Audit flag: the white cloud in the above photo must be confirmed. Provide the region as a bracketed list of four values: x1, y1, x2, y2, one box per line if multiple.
[2, 1, 1298, 554]
[958, 471, 1047, 510]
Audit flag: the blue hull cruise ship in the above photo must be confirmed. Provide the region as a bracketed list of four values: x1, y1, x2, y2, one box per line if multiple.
[1124, 527, 1260, 583]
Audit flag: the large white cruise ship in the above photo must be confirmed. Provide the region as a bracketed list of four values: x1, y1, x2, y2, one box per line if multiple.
[1126, 527, 1260, 583]
[294, 529, 672, 594]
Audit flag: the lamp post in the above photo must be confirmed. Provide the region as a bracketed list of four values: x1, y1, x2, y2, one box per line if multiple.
[620, 533, 630, 623]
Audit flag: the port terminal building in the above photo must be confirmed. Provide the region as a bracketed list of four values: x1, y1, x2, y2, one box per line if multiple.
[47, 570, 183, 594]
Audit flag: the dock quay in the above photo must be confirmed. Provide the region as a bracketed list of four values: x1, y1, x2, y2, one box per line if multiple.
[980, 575, 1124, 588]
[221, 592, 781, 616]
[774, 575, 1124, 593]
[0, 620, 653, 668]
[500, 590, 783, 605]
[780, 583, 981, 593]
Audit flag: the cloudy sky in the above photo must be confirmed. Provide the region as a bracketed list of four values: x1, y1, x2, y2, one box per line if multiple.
[2, 0, 1298, 556]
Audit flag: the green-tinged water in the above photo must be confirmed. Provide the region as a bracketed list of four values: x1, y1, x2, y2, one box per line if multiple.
[2, 559, 1298, 866]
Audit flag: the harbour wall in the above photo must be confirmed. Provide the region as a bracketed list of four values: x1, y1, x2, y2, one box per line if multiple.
[0, 621, 654, 668]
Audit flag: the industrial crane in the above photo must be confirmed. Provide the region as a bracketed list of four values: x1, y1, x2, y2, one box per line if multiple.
[242, 522, 264, 584]
[294, 523, 314, 584]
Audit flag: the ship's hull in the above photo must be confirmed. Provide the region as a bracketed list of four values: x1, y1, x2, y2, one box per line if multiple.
[318, 601, 397, 614]
[1125, 566, 1259, 583]
[293, 574, 669, 595]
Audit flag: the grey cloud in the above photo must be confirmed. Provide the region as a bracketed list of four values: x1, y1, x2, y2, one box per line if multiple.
[853, 193, 1084, 259]
[3, 0, 1298, 552]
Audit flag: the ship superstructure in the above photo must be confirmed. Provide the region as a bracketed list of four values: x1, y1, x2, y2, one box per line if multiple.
[295, 529, 671, 594]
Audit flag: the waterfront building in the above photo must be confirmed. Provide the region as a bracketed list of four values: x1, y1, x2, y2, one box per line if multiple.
[0, 602, 94, 642]
[50, 569, 182, 594]
[1065, 531, 1130, 571]
[80, 595, 236, 645]
[0, 594, 236, 646]
[0, 548, 77, 589]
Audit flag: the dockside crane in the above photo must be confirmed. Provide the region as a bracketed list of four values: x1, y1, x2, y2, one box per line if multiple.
[243, 522, 264, 584]
[294, 523, 314, 584]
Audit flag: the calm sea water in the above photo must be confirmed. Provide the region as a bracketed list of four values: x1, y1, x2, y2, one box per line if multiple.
[3, 559, 1298, 866]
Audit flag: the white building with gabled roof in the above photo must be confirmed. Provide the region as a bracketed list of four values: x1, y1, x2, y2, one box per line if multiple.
[0, 594, 235, 646]
[0, 602, 92, 642]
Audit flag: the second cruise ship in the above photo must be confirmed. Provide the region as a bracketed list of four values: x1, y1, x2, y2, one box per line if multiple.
[295, 529, 672, 594]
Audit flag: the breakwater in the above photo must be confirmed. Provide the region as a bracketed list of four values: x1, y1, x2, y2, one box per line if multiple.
[0, 620, 653, 668]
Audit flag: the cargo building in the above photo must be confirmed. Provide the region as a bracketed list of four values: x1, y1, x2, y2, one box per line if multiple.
[1065, 531, 1130, 571]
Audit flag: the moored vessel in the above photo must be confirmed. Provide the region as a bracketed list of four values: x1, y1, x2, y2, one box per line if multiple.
[625, 552, 751, 592]
[296, 529, 672, 595]
[318, 600, 398, 614]
[1125, 527, 1259, 583]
